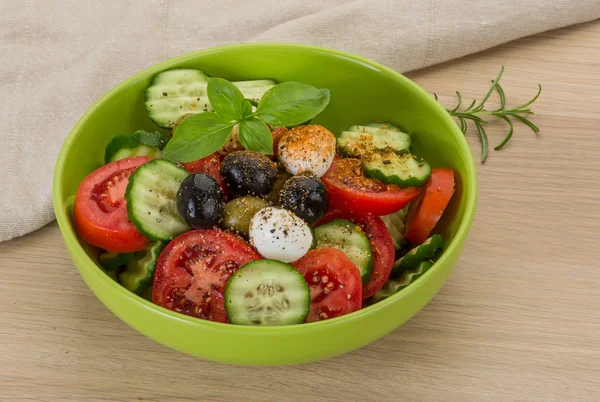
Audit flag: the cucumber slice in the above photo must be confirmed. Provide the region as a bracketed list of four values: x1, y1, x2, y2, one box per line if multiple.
[310, 227, 318, 250]
[99, 266, 121, 282]
[125, 159, 190, 241]
[381, 209, 407, 250]
[365, 121, 404, 131]
[145, 68, 277, 128]
[225, 260, 310, 326]
[392, 235, 443, 274]
[370, 261, 433, 303]
[232, 79, 277, 88]
[233, 79, 277, 104]
[363, 150, 431, 189]
[342, 124, 411, 153]
[337, 129, 411, 157]
[347, 125, 384, 135]
[348, 124, 409, 138]
[119, 241, 165, 294]
[104, 130, 166, 163]
[98, 251, 135, 271]
[145, 68, 211, 128]
[313, 219, 373, 284]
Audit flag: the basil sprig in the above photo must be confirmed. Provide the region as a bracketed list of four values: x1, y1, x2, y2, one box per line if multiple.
[162, 78, 330, 163]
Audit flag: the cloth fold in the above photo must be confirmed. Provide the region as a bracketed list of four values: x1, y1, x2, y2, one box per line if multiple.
[1, 0, 599, 242]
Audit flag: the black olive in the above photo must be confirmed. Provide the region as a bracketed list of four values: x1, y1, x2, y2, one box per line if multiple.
[220, 151, 277, 197]
[280, 175, 328, 224]
[177, 173, 224, 229]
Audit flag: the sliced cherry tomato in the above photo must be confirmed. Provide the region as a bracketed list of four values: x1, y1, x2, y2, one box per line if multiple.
[321, 157, 421, 216]
[405, 168, 455, 245]
[292, 248, 362, 322]
[152, 229, 261, 323]
[270, 126, 288, 156]
[317, 209, 395, 299]
[209, 288, 229, 323]
[181, 153, 227, 198]
[73, 156, 151, 253]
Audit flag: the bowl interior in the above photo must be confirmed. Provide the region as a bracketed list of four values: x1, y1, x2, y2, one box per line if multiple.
[57, 44, 472, 242]
[54, 43, 476, 364]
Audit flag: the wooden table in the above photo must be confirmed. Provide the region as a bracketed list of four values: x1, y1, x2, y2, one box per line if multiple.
[2, 21, 599, 402]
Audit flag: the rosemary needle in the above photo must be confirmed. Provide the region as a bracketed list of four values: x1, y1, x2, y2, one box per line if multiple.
[434, 66, 542, 162]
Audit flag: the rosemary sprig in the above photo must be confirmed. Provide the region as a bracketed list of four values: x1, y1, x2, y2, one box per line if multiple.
[434, 66, 542, 162]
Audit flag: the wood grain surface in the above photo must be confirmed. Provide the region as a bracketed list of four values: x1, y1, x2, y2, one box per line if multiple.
[1, 20, 599, 402]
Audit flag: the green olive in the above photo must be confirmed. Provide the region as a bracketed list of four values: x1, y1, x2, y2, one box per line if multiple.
[222, 197, 269, 237]
[265, 169, 292, 204]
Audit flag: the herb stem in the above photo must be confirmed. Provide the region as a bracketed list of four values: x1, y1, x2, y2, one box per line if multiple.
[435, 66, 542, 162]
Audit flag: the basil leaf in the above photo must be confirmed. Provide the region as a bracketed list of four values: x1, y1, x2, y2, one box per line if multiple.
[207, 77, 246, 122]
[238, 117, 273, 155]
[242, 100, 254, 118]
[256, 82, 330, 126]
[162, 112, 234, 163]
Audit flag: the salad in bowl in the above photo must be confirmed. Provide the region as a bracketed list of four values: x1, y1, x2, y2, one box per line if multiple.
[72, 67, 455, 327]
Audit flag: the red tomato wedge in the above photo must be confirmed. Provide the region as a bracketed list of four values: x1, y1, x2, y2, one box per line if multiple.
[180, 153, 227, 198]
[405, 168, 455, 245]
[321, 157, 421, 216]
[152, 229, 261, 323]
[270, 126, 288, 156]
[292, 248, 362, 322]
[317, 209, 395, 299]
[73, 156, 151, 253]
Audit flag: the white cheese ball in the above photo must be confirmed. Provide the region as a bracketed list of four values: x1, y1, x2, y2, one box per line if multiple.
[249, 207, 313, 263]
[277, 125, 336, 177]
[217, 124, 244, 156]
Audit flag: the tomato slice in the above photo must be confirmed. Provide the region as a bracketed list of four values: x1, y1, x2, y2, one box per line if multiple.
[270, 126, 288, 156]
[405, 168, 455, 245]
[181, 153, 227, 198]
[317, 209, 395, 299]
[73, 156, 151, 253]
[292, 248, 362, 322]
[321, 157, 421, 216]
[152, 229, 261, 323]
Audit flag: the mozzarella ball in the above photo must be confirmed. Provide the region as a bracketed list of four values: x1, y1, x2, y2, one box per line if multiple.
[217, 124, 244, 156]
[277, 125, 336, 177]
[249, 207, 313, 263]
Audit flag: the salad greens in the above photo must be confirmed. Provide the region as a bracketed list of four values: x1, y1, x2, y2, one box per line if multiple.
[238, 117, 273, 154]
[207, 77, 249, 121]
[253, 81, 330, 126]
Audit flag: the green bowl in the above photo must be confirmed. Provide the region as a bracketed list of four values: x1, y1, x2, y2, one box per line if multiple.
[53, 43, 477, 365]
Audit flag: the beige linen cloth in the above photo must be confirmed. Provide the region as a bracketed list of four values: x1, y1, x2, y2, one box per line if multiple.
[1, 0, 599, 242]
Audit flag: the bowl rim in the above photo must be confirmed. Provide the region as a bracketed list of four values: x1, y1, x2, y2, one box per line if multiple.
[53, 42, 477, 333]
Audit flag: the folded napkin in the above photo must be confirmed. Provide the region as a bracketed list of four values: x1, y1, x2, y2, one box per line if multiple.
[1, 0, 599, 242]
